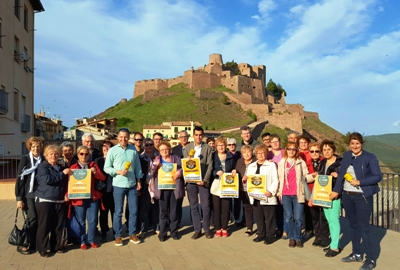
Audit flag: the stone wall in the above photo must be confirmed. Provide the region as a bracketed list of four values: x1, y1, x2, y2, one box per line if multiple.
[271, 104, 304, 118]
[195, 90, 224, 99]
[134, 78, 168, 98]
[267, 112, 303, 133]
[190, 70, 222, 89]
[142, 90, 177, 103]
[304, 111, 319, 120]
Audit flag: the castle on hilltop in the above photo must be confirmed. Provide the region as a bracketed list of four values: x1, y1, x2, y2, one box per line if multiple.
[133, 54, 319, 133]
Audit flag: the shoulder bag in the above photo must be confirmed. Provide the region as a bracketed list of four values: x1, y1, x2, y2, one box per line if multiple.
[8, 209, 30, 247]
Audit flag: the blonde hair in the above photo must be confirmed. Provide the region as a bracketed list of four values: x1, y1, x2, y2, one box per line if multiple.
[25, 136, 44, 151]
[43, 144, 61, 158]
[215, 137, 227, 148]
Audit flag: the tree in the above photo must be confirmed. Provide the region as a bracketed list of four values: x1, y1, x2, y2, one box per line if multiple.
[265, 79, 287, 103]
[225, 60, 241, 75]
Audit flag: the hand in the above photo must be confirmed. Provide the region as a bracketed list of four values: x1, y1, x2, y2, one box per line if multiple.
[242, 175, 248, 184]
[329, 191, 339, 200]
[118, 169, 128, 176]
[90, 167, 97, 174]
[330, 172, 338, 178]
[312, 172, 318, 178]
[231, 170, 236, 177]
[217, 170, 223, 177]
[197, 181, 205, 186]
[17, 201, 24, 209]
[308, 198, 314, 207]
[265, 191, 272, 197]
[137, 182, 142, 191]
[350, 179, 360, 187]
[63, 168, 72, 175]
[64, 195, 69, 202]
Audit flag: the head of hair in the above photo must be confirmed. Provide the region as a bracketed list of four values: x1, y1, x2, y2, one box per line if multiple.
[143, 138, 154, 144]
[101, 139, 114, 147]
[254, 144, 268, 156]
[60, 141, 74, 151]
[206, 137, 215, 144]
[215, 137, 227, 148]
[287, 130, 298, 138]
[348, 132, 364, 145]
[82, 133, 94, 141]
[179, 130, 188, 137]
[320, 139, 336, 152]
[261, 132, 271, 139]
[118, 128, 130, 135]
[269, 133, 280, 141]
[308, 142, 320, 150]
[284, 142, 299, 159]
[297, 134, 311, 144]
[158, 141, 172, 151]
[153, 132, 163, 139]
[134, 132, 143, 138]
[193, 126, 204, 134]
[227, 138, 237, 144]
[240, 144, 253, 154]
[240, 125, 251, 132]
[26, 136, 44, 151]
[44, 144, 61, 158]
[77, 145, 90, 154]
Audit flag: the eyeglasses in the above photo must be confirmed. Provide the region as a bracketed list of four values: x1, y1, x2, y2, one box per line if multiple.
[134, 138, 143, 141]
[216, 144, 225, 147]
[227, 144, 236, 146]
[287, 148, 297, 151]
[145, 143, 154, 147]
[270, 140, 279, 144]
[79, 153, 89, 156]
[310, 150, 320, 153]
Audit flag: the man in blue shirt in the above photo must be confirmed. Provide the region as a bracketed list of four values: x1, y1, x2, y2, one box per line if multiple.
[104, 128, 143, 246]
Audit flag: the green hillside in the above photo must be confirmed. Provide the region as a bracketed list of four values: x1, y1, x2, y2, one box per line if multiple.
[100, 83, 253, 132]
[364, 134, 400, 172]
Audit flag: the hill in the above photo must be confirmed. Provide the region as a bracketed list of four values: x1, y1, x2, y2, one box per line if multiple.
[364, 134, 400, 172]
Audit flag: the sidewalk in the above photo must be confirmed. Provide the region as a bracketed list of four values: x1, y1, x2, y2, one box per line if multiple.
[0, 199, 398, 269]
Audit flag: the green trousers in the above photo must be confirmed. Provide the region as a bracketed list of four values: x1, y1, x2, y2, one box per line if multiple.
[323, 199, 341, 249]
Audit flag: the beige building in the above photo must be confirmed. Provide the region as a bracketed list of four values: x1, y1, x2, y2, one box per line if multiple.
[0, 0, 44, 157]
[143, 121, 201, 146]
[34, 112, 67, 140]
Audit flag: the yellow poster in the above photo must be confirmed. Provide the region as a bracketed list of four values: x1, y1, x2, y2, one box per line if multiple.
[182, 158, 202, 183]
[220, 173, 239, 198]
[313, 175, 332, 207]
[247, 174, 267, 201]
[68, 169, 91, 199]
[158, 163, 177, 190]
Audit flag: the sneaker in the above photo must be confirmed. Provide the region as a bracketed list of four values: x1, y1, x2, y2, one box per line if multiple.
[115, 237, 123, 247]
[90, 242, 98, 248]
[130, 234, 141, 244]
[341, 253, 363, 263]
[222, 230, 229, 238]
[359, 260, 376, 270]
[215, 230, 222, 237]
[80, 244, 88, 250]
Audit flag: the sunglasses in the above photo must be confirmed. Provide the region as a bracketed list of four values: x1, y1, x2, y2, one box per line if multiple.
[310, 150, 320, 153]
[145, 143, 154, 147]
[287, 148, 297, 151]
[79, 153, 89, 156]
[134, 138, 143, 141]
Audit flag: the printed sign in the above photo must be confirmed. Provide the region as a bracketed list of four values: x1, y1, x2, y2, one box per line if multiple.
[158, 163, 177, 190]
[182, 158, 202, 182]
[312, 175, 332, 207]
[220, 173, 239, 198]
[247, 174, 267, 200]
[68, 169, 91, 199]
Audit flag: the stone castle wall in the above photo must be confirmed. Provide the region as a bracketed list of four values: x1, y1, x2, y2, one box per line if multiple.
[304, 111, 319, 120]
[272, 104, 304, 118]
[267, 112, 303, 133]
[195, 90, 223, 99]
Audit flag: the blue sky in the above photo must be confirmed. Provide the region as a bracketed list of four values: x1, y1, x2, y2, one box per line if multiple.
[34, 0, 400, 135]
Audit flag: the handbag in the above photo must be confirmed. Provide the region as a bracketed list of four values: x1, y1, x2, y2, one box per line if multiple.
[94, 180, 107, 191]
[60, 224, 69, 249]
[210, 178, 221, 196]
[8, 209, 30, 247]
[302, 176, 312, 201]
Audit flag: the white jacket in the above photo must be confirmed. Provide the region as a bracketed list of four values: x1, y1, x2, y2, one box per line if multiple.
[246, 160, 279, 205]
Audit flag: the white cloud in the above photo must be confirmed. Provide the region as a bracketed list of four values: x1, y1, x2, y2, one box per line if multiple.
[251, 0, 277, 25]
[392, 121, 400, 127]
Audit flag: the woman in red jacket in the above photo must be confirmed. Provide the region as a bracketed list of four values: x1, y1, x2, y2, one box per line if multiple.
[70, 145, 105, 250]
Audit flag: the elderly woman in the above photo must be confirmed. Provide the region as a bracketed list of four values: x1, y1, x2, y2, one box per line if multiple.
[94, 140, 115, 242]
[232, 145, 256, 236]
[15, 136, 44, 254]
[70, 146, 106, 250]
[58, 141, 77, 168]
[35, 144, 71, 257]
[247, 144, 279, 245]
[207, 137, 216, 152]
[277, 142, 314, 248]
[149, 141, 182, 241]
[210, 137, 236, 238]
[330, 133, 382, 270]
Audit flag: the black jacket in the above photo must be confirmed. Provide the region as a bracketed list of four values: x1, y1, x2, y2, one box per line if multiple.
[35, 161, 68, 201]
[212, 151, 236, 180]
[318, 155, 342, 188]
[15, 154, 44, 200]
[172, 144, 185, 158]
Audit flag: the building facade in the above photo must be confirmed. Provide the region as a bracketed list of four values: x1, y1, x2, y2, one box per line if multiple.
[0, 0, 44, 157]
[143, 121, 201, 146]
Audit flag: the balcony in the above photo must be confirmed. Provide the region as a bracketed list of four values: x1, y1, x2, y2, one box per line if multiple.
[21, 114, 31, 132]
[0, 89, 8, 114]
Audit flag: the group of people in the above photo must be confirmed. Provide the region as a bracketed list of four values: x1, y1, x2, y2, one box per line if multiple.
[14, 126, 382, 270]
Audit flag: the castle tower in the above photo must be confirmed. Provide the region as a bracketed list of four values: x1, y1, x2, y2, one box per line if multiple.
[208, 54, 223, 65]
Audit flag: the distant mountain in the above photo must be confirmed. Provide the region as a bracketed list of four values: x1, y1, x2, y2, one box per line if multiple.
[364, 133, 400, 172]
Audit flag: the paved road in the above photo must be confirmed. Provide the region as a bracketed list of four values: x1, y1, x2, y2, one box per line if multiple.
[0, 199, 398, 269]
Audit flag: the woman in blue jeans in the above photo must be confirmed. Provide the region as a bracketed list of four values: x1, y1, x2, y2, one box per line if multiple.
[277, 142, 315, 248]
[69, 146, 106, 250]
[330, 132, 381, 270]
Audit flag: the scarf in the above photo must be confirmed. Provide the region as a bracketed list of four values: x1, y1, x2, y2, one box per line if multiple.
[19, 152, 42, 193]
[284, 158, 295, 189]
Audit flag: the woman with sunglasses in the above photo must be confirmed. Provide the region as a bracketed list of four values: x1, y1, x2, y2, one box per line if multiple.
[277, 142, 314, 248]
[330, 133, 381, 270]
[130, 132, 144, 153]
[69, 145, 106, 250]
[94, 140, 115, 242]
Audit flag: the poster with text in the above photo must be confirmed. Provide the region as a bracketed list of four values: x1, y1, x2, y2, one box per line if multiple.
[68, 169, 91, 199]
[247, 174, 267, 201]
[158, 163, 177, 190]
[220, 173, 239, 198]
[182, 158, 202, 183]
[312, 175, 332, 207]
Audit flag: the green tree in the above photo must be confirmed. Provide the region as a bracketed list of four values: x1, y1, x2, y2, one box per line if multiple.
[225, 60, 241, 75]
[266, 79, 287, 102]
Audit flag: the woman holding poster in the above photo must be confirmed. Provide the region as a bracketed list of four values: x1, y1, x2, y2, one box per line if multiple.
[211, 137, 236, 238]
[247, 144, 279, 245]
[277, 142, 314, 248]
[315, 140, 342, 257]
[69, 146, 106, 250]
[148, 141, 182, 242]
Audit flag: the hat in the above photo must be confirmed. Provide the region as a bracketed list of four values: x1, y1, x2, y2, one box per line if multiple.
[227, 138, 237, 144]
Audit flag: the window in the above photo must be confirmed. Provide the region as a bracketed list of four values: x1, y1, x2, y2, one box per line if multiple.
[0, 86, 8, 114]
[14, 36, 20, 62]
[23, 6, 28, 30]
[14, 0, 20, 18]
[14, 90, 19, 121]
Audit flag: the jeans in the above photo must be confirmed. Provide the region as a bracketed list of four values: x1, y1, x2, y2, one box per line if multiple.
[282, 195, 304, 241]
[113, 185, 138, 238]
[74, 199, 99, 244]
[323, 199, 341, 249]
[342, 192, 375, 260]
